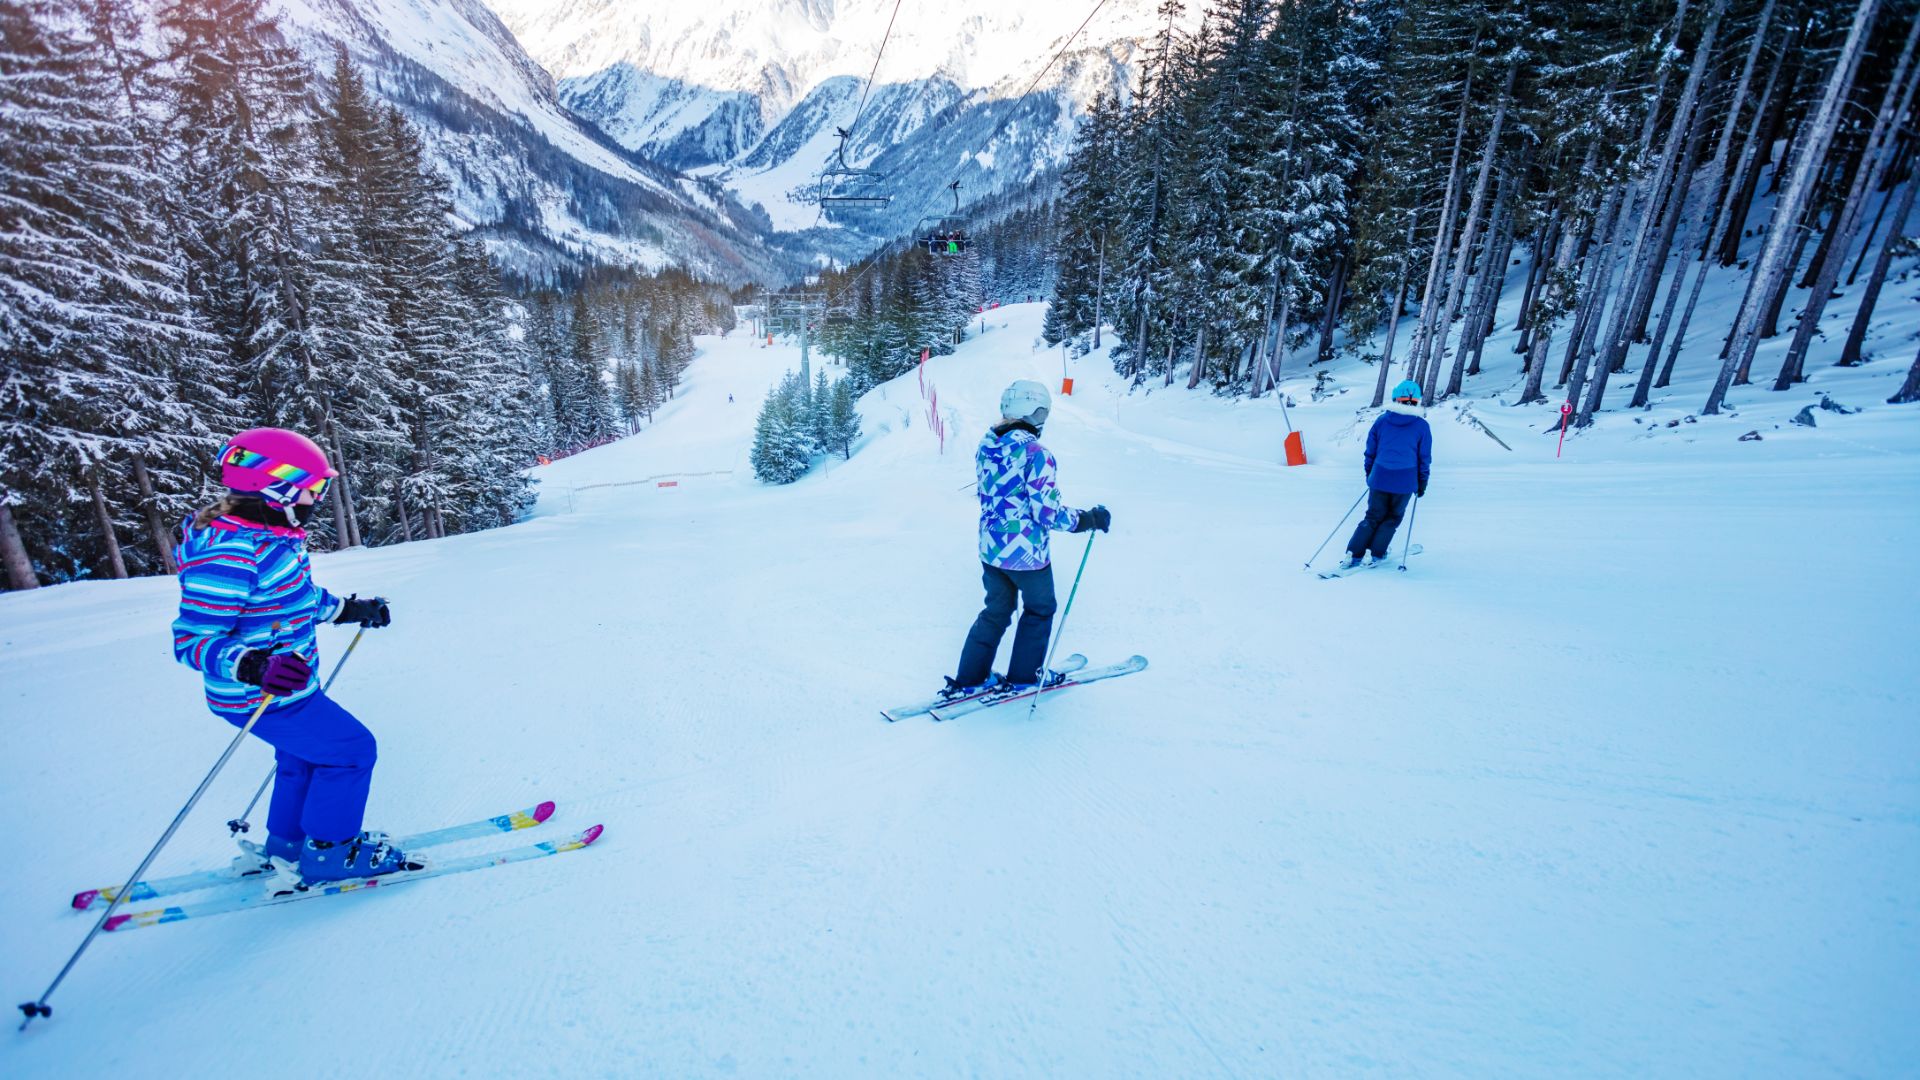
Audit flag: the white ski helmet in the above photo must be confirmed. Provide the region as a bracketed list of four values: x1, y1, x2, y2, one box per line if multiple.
[1000, 379, 1052, 428]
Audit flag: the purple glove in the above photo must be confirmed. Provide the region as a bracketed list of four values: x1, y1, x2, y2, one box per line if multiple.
[235, 651, 312, 697]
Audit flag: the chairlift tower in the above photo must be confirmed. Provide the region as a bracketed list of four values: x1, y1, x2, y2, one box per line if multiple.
[764, 291, 826, 386]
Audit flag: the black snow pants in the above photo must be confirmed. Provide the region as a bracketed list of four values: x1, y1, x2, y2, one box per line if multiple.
[1347, 489, 1413, 559]
[955, 562, 1057, 687]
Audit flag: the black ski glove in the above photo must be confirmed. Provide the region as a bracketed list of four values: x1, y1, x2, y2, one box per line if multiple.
[1416, 483, 1428, 498]
[1074, 505, 1111, 533]
[235, 650, 312, 696]
[335, 594, 391, 628]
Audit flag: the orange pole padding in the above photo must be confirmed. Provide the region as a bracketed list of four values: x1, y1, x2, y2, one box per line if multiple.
[1283, 430, 1307, 467]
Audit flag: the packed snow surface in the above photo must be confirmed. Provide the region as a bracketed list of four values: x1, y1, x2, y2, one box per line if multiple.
[4, 305, 1917, 1076]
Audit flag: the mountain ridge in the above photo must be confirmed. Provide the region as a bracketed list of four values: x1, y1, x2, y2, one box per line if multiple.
[484, 0, 1195, 239]
[262, 0, 805, 282]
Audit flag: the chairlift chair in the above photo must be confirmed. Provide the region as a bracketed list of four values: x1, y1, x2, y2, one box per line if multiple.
[817, 127, 893, 210]
[917, 181, 969, 255]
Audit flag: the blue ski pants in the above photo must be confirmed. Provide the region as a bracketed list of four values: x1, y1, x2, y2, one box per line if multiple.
[1348, 489, 1413, 559]
[228, 691, 378, 844]
[956, 561, 1057, 687]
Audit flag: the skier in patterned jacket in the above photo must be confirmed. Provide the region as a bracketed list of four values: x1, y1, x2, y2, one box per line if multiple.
[172, 428, 413, 884]
[947, 380, 1110, 697]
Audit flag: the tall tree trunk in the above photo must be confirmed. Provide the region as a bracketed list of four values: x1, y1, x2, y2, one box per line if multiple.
[1839, 174, 1918, 366]
[1459, 165, 1517, 378]
[1409, 70, 1478, 383]
[1246, 269, 1281, 387]
[1775, 16, 1920, 387]
[1264, 292, 1294, 396]
[1583, 0, 1726, 425]
[1718, 26, 1798, 266]
[1627, 99, 1712, 347]
[1754, 203, 1821, 349]
[395, 482, 415, 543]
[1709, 0, 1882, 414]
[1187, 324, 1206, 389]
[324, 418, 362, 548]
[1562, 186, 1628, 396]
[1559, 198, 1619, 385]
[1316, 251, 1348, 364]
[1515, 209, 1556, 344]
[1092, 233, 1105, 351]
[1372, 213, 1418, 408]
[1520, 216, 1588, 405]
[1465, 186, 1517, 377]
[1657, 1, 1783, 390]
[0, 500, 38, 590]
[1521, 137, 1605, 405]
[1891, 340, 1920, 403]
[89, 470, 129, 580]
[1436, 61, 1519, 400]
[1847, 135, 1910, 284]
[130, 453, 177, 575]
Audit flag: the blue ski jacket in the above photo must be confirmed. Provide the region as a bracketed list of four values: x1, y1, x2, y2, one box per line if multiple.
[172, 514, 343, 720]
[1364, 402, 1433, 495]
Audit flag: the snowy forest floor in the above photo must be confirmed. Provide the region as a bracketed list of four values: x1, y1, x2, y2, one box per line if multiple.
[3, 293, 1917, 1076]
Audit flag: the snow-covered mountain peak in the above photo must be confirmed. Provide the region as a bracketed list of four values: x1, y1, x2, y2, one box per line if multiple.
[484, 0, 1196, 237]
[258, 0, 801, 280]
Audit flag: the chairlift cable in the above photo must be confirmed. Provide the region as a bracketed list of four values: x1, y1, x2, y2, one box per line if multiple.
[848, 0, 908, 143]
[817, 0, 1113, 312]
[971, 0, 1113, 164]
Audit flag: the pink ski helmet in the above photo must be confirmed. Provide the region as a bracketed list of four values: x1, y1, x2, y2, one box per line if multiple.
[219, 427, 337, 507]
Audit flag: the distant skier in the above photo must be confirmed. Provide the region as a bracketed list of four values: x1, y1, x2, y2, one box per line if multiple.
[172, 428, 412, 883]
[946, 380, 1109, 698]
[1341, 380, 1432, 569]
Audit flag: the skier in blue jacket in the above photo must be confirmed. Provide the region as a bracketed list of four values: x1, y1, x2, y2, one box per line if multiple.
[173, 428, 414, 883]
[1342, 380, 1432, 568]
[946, 380, 1109, 698]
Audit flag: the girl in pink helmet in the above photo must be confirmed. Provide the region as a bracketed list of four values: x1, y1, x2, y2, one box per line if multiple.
[171, 428, 414, 883]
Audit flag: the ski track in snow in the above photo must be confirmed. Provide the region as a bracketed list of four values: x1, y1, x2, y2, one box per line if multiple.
[4, 298, 1919, 1076]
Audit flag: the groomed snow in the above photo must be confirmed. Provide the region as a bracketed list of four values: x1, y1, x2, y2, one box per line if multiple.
[3, 300, 1916, 1075]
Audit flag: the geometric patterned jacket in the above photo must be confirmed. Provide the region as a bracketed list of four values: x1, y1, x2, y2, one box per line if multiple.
[976, 422, 1083, 571]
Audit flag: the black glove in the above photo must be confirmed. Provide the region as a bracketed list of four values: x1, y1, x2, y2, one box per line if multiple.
[1416, 483, 1428, 498]
[335, 594, 391, 628]
[235, 650, 312, 696]
[1074, 505, 1111, 533]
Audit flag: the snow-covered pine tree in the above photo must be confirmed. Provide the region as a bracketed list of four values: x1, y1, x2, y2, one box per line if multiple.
[826, 378, 861, 460]
[1045, 93, 1124, 351]
[0, 0, 209, 581]
[616, 361, 646, 434]
[749, 373, 814, 484]
[811, 369, 833, 452]
[1108, 1, 1188, 383]
[567, 290, 618, 445]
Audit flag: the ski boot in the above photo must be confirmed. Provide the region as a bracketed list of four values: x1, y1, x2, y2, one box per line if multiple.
[1004, 669, 1070, 693]
[299, 832, 422, 885]
[1362, 552, 1378, 568]
[1337, 552, 1362, 570]
[938, 673, 1002, 701]
[230, 832, 305, 881]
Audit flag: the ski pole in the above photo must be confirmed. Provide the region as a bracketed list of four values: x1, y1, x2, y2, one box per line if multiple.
[227, 626, 366, 837]
[1399, 496, 1420, 572]
[19, 692, 278, 1030]
[1030, 531, 1096, 718]
[1303, 491, 1367, 569]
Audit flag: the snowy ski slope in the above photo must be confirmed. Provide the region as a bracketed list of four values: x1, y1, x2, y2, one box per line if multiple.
[3, 299, 1916, 1075]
